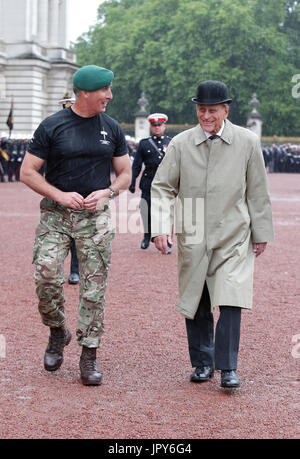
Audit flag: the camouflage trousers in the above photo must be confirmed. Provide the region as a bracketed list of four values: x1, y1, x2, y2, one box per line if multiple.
[33, 198, 114, 348]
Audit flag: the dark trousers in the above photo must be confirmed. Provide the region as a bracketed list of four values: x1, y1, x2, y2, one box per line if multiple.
[185, 283, 241, 370]
[70, 239, 79, 275]
[8, 160, 16, 181]
[0, 157, 8, 178]
[140, 192, 151, 237]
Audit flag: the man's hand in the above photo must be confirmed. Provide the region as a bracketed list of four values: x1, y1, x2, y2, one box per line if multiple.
[83, 189, 110, 212]
[57, 192, 84, 210]
[253, 242, 267, 257]
[154, 235, 173, 255]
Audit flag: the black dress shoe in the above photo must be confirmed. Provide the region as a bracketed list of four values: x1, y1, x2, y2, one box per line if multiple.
[221, 370, 240, 388]
[141, 235, 150, 249]
[190, 365, 214, 382]
[68, 273, 79, 284]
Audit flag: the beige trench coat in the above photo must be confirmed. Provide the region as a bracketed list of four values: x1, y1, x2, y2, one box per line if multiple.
[151, 120, 274, 319]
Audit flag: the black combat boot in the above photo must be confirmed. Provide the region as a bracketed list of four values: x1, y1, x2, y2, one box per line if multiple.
[79, 346, 102, 386]
[44, 326, 72, 372]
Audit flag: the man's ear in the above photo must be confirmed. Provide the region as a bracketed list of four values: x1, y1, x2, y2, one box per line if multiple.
[224, 104, 230, 118]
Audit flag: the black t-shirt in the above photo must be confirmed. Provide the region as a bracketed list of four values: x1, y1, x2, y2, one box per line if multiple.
[28, 107, 128, 197]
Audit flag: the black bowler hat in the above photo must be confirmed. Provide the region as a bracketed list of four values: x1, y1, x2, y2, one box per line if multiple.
[191, 80, 232, 105]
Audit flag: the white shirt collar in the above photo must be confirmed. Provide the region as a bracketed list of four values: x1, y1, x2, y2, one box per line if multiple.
[204, 121, 225, 139]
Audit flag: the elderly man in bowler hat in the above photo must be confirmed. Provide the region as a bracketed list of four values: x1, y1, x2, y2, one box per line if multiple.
[151, 80, 274, 388]
[129, 113, 171, 250]
[21, 65, 131, 386]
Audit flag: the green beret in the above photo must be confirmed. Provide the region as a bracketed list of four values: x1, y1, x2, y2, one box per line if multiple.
[73, 65, 114, 91]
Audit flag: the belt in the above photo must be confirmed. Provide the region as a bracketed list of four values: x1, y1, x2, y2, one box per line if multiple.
[42, 198, 108, 214]
[67, 208, 85, 213]
[43, 198, 85, 213]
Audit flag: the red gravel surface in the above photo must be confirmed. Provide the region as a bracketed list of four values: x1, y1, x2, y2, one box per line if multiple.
[0, 173, 299, 440]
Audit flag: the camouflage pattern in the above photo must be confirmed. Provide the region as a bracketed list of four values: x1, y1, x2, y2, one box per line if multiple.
[33, 197, 114, 348]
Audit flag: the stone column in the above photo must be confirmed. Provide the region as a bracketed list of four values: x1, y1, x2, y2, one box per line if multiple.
[29, 0, 38, 40]
[38, 0, 49, 44]
[58, 0, 68, 48]
[246, 93, 263, 138]
[135, 92, 150, 142]
[0, 1, 3, 39]
[48, 0, 59, 46]
[24, 0, 32, 41]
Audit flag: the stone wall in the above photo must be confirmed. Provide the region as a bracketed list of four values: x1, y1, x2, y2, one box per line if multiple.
[0, 0, 78, 138]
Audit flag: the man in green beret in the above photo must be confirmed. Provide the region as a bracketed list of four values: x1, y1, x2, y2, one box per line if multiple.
[21, 65, 132, 386]
[73, 65, 114, 92]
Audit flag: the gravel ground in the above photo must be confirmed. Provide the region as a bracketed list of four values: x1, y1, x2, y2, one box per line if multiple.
[0, 173, 299, 440]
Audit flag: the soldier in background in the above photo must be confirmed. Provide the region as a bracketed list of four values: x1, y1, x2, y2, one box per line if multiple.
[15, 139, 26, 181]
[7, 138, 17, 182]
[293, 145, 300, 173]
[263, 143, 300, 173]
[269, 144, 280, 173]
[129, 113, 171, 250]
[0, 137, 9, 182]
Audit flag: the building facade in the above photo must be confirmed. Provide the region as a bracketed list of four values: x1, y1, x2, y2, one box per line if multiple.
[0, 0, 78, 137]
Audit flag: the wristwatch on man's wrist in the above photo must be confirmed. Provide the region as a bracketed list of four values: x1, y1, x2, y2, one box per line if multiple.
[108, 187, 116, 199]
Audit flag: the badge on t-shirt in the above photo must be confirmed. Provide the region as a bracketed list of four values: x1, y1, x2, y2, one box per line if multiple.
[100, 129, 110, 145]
